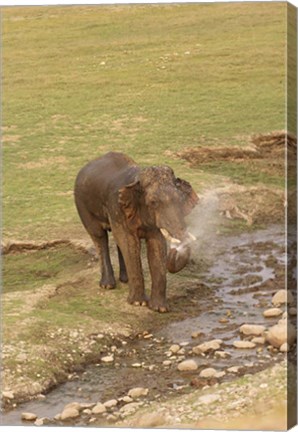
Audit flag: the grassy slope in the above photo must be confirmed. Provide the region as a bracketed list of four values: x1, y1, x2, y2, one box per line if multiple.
[3, 3, 286, 240]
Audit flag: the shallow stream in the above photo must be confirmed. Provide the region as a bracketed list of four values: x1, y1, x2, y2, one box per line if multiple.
[2, 225, 288, 426]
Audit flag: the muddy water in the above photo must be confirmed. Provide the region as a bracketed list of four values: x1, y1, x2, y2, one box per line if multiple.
[2, 225, 287, 426]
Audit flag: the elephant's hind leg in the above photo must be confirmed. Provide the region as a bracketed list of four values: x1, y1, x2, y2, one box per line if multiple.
[75, 201, 116, 289]
[91, 231, 116, 289]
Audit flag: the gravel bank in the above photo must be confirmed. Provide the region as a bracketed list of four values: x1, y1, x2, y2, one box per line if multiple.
[115, 360, 290, 429]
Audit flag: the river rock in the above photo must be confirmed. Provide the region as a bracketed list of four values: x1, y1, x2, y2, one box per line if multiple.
[34, 418, 46, 426]
[266, 322, 296, 348]
[289, 307, 297, 316]
[83, 409, 92, 415]
[2, 391, 14, 400]
[120, 402, 141, 415]
[272, 289, 294, 306]
[128, 387, 149, 399]
[60, 407, 80, 421]
[143, 333, 153, 339]
[169, 344, 180, 353]
[104, 399, 118, 408]
[180, 341, 190, 347]
[121, 396, 133, 403]
[21, 412, 38, 421]
[193, 339, 223, 354]
[198, 394, 220, 405]
[239, 324, 265, 336]
[63, 402, 82, 412]
[263, 308, 283, 318]
[199, 368, 218, 378]
[228, 366, 241, 374]
[280, 343, 289, 352]
[215, 371, 226, 378]
[215, 350, 231, 359]
[92, 403, 107, 415]
[163, 360, 172, 366]
[191, 331, 204, 339]
[101, 355, 114, 363]
[36, 394, 46, 401]
[251, 336, 265, 345]
[233, 340, 256, 349]
[177, 359, 198, 371]
[132, 363, 142, 368]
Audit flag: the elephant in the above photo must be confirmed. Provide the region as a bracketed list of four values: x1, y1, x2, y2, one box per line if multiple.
[74, 151, 198, 312]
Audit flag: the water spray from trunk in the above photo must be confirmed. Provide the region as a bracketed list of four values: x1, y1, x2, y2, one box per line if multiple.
[186, 190, 220, 260]
[162, 190, 220, 272]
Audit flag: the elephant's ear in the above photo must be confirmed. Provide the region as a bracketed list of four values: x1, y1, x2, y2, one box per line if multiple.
[118, 180, 141, 226]
[175, 178, 199, 216]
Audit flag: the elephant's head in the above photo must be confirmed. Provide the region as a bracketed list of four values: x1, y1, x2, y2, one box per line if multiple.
[118, 165, 198, 271]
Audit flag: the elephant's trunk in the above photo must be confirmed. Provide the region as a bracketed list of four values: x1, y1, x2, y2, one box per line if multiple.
[166, 243, 191, 273]
[163, 230, 196, 273]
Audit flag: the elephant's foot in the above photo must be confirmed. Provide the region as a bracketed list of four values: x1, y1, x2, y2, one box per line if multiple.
[100, 275, 116, 290]
[148, 297, 169, 313]
[119, 272, 128, 284]
[127, 292, 149, 307]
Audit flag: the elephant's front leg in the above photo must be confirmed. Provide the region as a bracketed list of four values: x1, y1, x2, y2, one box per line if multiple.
[113, 230, 148, 306]
[146, 231, 169, 312]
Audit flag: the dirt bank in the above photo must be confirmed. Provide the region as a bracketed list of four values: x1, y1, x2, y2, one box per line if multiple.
[1, 239, 95, 256]
[174, 131, 296, 226]
[211, 184, 285, 225]
[176, 131, 296, 166]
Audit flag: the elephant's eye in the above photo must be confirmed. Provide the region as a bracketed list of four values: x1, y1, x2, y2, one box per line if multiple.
[150, 199, 158, 208]
[175, 178, 182, 187]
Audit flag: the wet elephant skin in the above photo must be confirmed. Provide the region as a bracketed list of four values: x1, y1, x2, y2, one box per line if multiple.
[74, 152, 198, 312]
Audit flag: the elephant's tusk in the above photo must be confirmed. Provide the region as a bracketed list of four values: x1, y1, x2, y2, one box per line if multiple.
[160, 228, 181, 245]
[160, 228, 170, 240]
[176, 232, 196, 251]
[171, 238, 182, 245]
[187, 232, 197, 242]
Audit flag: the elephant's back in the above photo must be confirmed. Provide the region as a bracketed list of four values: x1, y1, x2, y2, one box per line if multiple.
[74, 151, 139, 204]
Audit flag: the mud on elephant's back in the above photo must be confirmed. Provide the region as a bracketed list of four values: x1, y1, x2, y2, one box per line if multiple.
[167, 245, 191, 273]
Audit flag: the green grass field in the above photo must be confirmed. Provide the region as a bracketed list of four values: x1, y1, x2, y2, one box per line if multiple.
[3, 2, 286, 241]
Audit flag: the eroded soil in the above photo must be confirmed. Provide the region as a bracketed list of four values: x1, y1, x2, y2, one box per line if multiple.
[176, 131, 296, 167]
